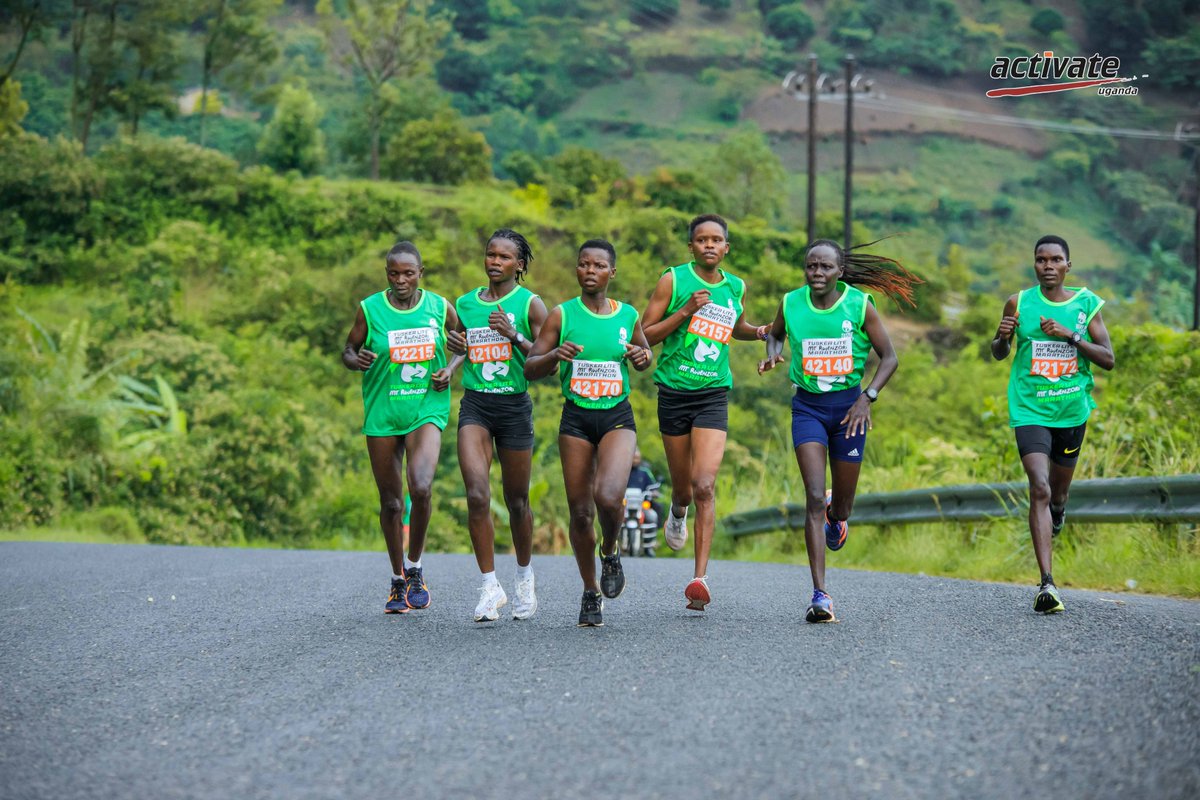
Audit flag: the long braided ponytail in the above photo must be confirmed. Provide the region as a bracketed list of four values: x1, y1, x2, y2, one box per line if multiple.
[807, 238, 922, 308]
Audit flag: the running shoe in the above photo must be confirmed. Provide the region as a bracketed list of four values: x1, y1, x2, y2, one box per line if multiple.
[474, 581, 507, 622]
[684, 575, 711, 611]
[600, 550, 625, 599]
[805, 589, 835, 623]
[404, 566, 430, 609]
[578, 589, 604, 627]
[1034, 582, 1065, 614]
[385, 577, 409, 614]
[512, 573, 537, 620]
[1050, 506, 1066, 538]
[664, 507, 689, 551]
[824, 493, 848, 551]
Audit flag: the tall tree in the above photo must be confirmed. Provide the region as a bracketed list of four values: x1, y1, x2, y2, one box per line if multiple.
[715, 128, 786, 222]
[193, 0, 281, 147]
[257, 80, 326, 175]
[1, 0, 71, 86]
[115, 0, 186, 136]
[316, 0, 450, 180]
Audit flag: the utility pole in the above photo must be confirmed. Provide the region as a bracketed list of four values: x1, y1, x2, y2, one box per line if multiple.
[807, 53, 818, 244]
[843, 55, 855, 254]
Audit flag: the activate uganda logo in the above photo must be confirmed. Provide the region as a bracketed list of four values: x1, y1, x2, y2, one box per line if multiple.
[986, 51, 1143, 97]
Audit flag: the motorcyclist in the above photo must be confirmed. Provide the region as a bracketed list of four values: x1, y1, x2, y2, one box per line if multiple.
[627, 448, 665, 553]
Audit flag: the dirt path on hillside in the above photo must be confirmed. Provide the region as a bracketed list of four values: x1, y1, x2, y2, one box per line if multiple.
[747, 71, 1047, 154]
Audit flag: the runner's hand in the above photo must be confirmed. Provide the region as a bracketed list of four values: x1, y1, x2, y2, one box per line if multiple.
[445, 329, 466, 354]
[757, 354, 785, 375]
[489, 305, 518, 340]
[840, 395, 873, 438]
[682, 290, 711, 316]
[356, 348, 378, 370]
[555, 341, 584, 362]
[1039, 316, 1071, 339]
[756, 324, 770, 341]
[431, 367, 452, 391]
[995, 314, 1018, 339]
[625, 343, 651, 369]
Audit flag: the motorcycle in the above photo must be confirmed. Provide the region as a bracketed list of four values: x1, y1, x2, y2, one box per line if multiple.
[621, 481, 661, 557]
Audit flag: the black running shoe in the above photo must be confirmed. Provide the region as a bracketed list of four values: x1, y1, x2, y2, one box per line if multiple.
[1050, 507, 1066, 538]
[578, 589, 604, 627]
[600, 550, 625, 599]
[404, 566, 430, 609]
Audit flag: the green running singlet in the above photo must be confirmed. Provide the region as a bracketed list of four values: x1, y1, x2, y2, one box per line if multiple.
[783, 282, 874, 393]
[1007, 286, 1105, 428]
[359, 289, 450, 436]
[653, 263, 745, 391]
[558, 297, 640, 410]
[455, 284, 536, 395]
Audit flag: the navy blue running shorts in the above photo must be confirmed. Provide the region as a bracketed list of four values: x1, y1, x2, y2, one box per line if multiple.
[791, 386, 866, 462]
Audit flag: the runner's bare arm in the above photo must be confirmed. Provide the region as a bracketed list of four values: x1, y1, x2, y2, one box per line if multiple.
[862, 302, 898, 393]
[1078, 310, 1115, 371]
[732, 288, 769, 341]
[524, 307, 578, 379]
[625, 323, 654, 371]
[991, 294, 1019, 360]
[343, 306, 376, 371]
[758, 304, 787, 375]
[642, 273, 710, 345]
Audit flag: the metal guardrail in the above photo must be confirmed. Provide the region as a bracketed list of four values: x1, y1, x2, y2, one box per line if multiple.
[721, 475, 1200, 537]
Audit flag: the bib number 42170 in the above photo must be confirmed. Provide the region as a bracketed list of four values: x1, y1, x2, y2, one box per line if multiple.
[569, 360, 623, 398]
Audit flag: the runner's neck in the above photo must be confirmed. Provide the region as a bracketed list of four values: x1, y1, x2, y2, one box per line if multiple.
[387, 287, 422, 310]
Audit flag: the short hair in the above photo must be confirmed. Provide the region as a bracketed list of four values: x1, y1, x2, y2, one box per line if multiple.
[1035, 235, 1070, 261]
[688, 213, 728, 240]
[386, 240, 422, 266]
[488, 228, 534, 283]
[578, 238, 616, 267]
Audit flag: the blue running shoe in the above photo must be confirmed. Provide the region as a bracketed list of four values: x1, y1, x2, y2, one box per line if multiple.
[806, 589, 835, 623]
[824, 493, 848, 551]
[385, 577, 409, 614]
[404, 567, 430, 609]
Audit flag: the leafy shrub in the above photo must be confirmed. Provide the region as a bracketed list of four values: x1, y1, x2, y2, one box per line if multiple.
[1030, 8, 1065, 35]
[383, 111, 492, 185]
[765, 4, 816, 47]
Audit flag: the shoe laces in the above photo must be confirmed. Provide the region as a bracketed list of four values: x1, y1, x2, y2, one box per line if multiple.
[811, 589, 829, 604]
[406, 568, 424, 591]
[582, 592, 601, 613]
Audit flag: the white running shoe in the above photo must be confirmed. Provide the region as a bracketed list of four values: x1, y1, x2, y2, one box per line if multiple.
[512, 573, 538, 620]
[664, 507, 689, 551]
[474, 581, 508, 622]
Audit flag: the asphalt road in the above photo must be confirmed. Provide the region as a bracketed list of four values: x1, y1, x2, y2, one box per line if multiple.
[1, 542, 1197, 800]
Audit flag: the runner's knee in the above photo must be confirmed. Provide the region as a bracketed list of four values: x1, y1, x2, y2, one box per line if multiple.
[503, 490, 529, 518]
[465, 483, 491, 513]
[690, 476, 715, 504]
[1028, 478, 1052, 505]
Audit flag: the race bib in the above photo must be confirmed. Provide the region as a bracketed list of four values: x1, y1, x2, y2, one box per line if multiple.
[569, 360, 624, 399]
[801, 337, 854, 376]
[1030, 340, 1078, 379]
[388, 327, 437, 364]
[687, 303, 736, 345]
[466, 327, 512, 364]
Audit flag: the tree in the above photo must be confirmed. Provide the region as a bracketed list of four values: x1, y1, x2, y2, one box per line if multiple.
[382, 110, 490, 185]
[0, 79, 30, 137]
[1030, 8, 1065, 36]
[1, 0, 70, 86]
[257, 80, 325, 174]
[765, 4, 815, 48]
[113, 1, 186, 136]
[317, 0, 451, 180]
[192, 0, 281, 147]
[715, 128, 786, 221]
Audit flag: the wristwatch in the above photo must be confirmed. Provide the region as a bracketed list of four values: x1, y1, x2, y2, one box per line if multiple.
[864, 387, 879, 403]
[513, 332, 527, 346]
[1070, 331, 1082, 345]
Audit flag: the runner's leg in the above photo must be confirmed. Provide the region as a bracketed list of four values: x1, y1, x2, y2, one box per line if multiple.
[459, 424, 497, 573]
[1021, 451, 1054, 579]
[689, 427, 728, 579]
[498, 446, 535, 567]
[561, 434, 600, 590]
[797, 443, 829, 592]
[366, 435, 406, 575]
[404, 422, 442, 562]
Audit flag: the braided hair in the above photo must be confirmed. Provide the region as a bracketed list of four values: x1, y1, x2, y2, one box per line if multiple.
[807, 238, 922, 308]
[488, 228, 534, 284]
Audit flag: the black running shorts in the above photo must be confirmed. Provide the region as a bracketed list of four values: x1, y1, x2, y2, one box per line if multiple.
[458, 389, 535, 450]
[1014, 423, 1087, 467]
[656, 384, 729, 436]
[559, 399, 637, 446]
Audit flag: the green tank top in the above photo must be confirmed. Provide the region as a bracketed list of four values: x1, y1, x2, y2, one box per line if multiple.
[1007, 286, 1105, 428]
[558, 296, 640, 409]
[455, 284, 536, 395]
[652, 263, 746, 390]
[783, 283, 874, 393]
[359, 289, 450, 436]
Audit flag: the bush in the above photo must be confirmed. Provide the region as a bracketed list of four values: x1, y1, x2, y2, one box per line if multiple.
[643, 167, 721, 216]
[765, 4, 816, 47]
[1030, 8, 1065, 35]
[257, 81, 326, 175]
[383, 111, 492, 185]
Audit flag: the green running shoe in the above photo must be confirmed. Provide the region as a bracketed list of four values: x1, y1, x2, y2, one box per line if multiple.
[1034, 582, 1065, 614]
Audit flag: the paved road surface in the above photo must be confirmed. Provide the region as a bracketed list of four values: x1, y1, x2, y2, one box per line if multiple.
[1, 543, 1197, 799]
